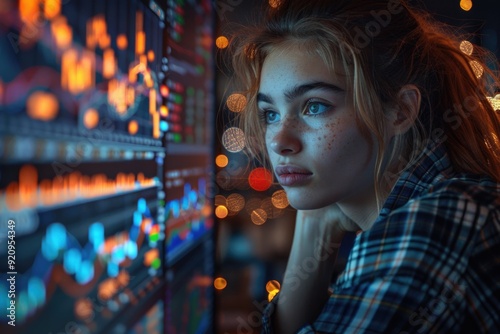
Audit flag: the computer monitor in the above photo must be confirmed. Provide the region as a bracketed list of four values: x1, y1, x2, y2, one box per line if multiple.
[0, 0, 215, 333]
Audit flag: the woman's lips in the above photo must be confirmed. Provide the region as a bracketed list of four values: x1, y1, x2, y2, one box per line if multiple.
[274, 166, 313, 186]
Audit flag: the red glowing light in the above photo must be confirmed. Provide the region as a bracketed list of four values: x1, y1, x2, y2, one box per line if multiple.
[160, 85, 169, 97]
[248, 167, 273, 192]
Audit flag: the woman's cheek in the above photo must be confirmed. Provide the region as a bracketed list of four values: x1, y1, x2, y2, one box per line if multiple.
[321, 119, 341, 156]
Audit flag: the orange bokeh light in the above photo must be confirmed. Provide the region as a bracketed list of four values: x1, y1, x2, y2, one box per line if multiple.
[266, 280, 281, 292]
[147, 50, 155, 62]
[61, 48, 95, 94]
[215, 154, 229, 168]
[51, 16, 72, 49]
[268, 289, 279, 302]
[226, 93, 247, 113]
[26, 91, 59, 121]
[269, 0, 282, 8]
[44, 0, 61, 19]
[271, 189, 289, 209]
[116, 34, 128, 50]
[215, 205, 229, 219]
[128, 120, 139, 135]
[248, 167, 273, 191]
[83, 108, 99, 129]
[103, 48, 116, 79]
[459, 40, 473, 56]
[469, 60, 483, 78]
[214, 277, 227, 290]
[251, 208, 267, 225]
[215, 36, 229, 49]
[144, 248, 159, 267]
[226, 193, 245, 213]
[160, 85, 169, 97]
[160, 105, 169, 117]
[19, 0, 39, 23]
[460, 0, 472, 11]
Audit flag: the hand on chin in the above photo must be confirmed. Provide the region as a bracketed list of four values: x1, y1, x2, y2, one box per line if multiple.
[296, 202, 362, 235]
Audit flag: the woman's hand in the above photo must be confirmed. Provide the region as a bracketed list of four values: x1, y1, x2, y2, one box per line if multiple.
[296, 202, 361, 238]
[272, 203, 357, 334]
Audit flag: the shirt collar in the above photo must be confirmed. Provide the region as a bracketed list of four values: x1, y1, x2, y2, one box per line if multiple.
[378, 141, 453, 218]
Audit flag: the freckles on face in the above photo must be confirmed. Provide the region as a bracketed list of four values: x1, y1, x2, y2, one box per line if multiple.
[323, 119, 341, 153]
[307, 117, 345, 161]
[258, 44, 377, 209]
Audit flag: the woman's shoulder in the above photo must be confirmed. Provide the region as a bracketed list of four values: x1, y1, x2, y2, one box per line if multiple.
[375, 170, 500, 232]
[424, 172, 500, 210]
[383, 172, 500, 232]
[339, 173, 500, 288]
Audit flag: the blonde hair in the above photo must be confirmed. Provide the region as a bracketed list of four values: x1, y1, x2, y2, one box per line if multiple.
[228, 0, 500, 203]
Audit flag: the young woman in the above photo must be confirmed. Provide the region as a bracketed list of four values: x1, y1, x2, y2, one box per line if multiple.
[228, 0, 500, 333]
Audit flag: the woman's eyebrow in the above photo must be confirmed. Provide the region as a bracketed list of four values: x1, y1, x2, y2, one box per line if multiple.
[257, 92, 273, 104]
[257, 81, 345, 104]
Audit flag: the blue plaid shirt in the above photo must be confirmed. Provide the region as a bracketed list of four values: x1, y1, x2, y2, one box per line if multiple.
[262, 143, 500, 333]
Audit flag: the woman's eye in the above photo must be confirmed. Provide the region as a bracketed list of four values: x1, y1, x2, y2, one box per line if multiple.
[305, 101, 330, 115]
[263, 110, 280, 124]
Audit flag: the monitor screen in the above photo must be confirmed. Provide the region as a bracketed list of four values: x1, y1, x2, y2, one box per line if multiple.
[0, 0, 215, 333]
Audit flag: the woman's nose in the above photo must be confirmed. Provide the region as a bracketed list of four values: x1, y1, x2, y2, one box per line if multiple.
[268, 119, 302, 155]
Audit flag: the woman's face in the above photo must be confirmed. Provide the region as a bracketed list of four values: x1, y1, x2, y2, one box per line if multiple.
[258, 44, 377, 210]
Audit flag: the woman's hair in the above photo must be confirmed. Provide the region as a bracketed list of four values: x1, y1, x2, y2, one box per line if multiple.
[227, 0, 500, 202]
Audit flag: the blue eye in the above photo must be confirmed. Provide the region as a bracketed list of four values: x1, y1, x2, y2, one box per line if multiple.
[259, 110, 280, 124]
[305, 101, 330, 115]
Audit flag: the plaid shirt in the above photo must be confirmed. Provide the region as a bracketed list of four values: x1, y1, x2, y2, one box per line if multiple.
[262, 143, 500, 333]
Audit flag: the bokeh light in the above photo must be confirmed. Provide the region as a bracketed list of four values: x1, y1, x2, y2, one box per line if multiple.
[469, 60, 483, 78]
[269, 0, 282, 9]
[147, 50, 155, 62]
[459, 40, 473, 55]
[460, 0, 472, 11]
[266, 280, 281, 292]
[75, 298, 94, 321]
[226, 93, 247, 112]
[271, 189, 289, 209]
[226, 193, 245, 213]
[160, 105, 169, 117]
[268, 289, 279, 302]
[266, 280, 281, 302]
[27, 91, 59, 121]
[215, 154, 229, 168]
[222, 127, 246, 153]
[128, 120, 139, 135]
[116, 34, 128, 50]
[251, 208, 267, 225]
[214, 277, 227, 290]
[83, 108, 99, 129]
[266, 280, 280, 292]
[51, 16, 72, 49]
[215, 205, 229, 219]
[248, 167, 273, 191]
[215, 36, 229, 49]
[487, 95, 500, 112]
[160, 84, 169, 97]
[261, 197, 282, 219]
[44, 0, 62, 19]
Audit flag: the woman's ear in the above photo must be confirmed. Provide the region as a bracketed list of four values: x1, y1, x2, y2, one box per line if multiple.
[389, 84, 421, 136]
